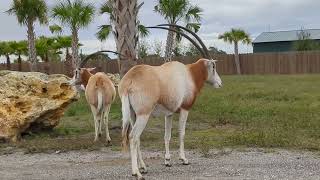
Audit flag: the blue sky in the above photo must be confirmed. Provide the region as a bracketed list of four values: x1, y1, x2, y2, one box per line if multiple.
[0, 0, 319, 59]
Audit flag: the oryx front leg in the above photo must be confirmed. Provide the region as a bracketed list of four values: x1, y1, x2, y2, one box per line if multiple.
[164, 115, 173, 167]
[130, 115, 149, 180]
[104, 105, 111, 144]
[179, 109, 189, 165]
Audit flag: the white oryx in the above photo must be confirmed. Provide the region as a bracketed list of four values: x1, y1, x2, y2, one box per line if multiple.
[71, 51, 120, 143]
[118, 24, 222, 180]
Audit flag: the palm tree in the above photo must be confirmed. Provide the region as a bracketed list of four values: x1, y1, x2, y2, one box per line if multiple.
[0, 42, 14, 70]
[49, 24, 63, 35]
[98, 0, 147, 76]
[219, 28, 251, 74]
[154, 0, 202, 61]
[10, 41, 28, 71]
[55, 36, 72, 60]
[36, 36, 55, 63]
[7, 0, 48, 71]
[52, 0, 95, 70]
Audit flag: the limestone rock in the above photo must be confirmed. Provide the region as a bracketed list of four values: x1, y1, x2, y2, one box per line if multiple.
[0, 71, 78, 142]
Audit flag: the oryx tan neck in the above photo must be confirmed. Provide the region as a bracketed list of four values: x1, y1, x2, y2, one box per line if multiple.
[81, 70, 93, 88]
[187, 59, 208, 93]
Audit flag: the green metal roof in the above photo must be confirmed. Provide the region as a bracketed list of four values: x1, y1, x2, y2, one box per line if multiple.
[253, 29, 320, 43]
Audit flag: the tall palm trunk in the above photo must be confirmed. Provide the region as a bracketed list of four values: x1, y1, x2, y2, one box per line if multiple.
[113, 0, 139, 77]
[234, 41, 241, 74]
[5, 54, 11, 70]
[18, 54, 22, 71]
[27, 19, 37, 71]
[65, 47, 73, 77]
[44, 52, 50, 74]
[164, 25, 176, 62]
[71, 28, 79, 70]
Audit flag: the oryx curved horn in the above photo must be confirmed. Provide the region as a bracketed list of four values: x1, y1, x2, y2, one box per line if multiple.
[157, 24, 210, 58]
[146, 26, 207, 58]
[79, 50, 125, 67]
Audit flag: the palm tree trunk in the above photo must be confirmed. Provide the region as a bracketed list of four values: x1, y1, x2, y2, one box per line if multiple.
[164, 25, 176, 62]
[18, 54, 22, 71]
[27, 19, 37, 72]
[5, 54, 11, 70]
[234, 41, 241, 74]
[71, 27, 79, 70]
[44, 52, 49, 74]
[65, 47, 73, 77]
[113, 0, 138, 77]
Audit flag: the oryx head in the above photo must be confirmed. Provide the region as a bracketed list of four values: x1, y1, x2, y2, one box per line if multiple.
[204, 59, 222, 88]
[69, 50, 124, 91]
[147, 24, 222, 89]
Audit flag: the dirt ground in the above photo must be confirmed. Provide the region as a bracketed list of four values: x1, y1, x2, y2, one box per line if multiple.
[0, 148, 319, 180]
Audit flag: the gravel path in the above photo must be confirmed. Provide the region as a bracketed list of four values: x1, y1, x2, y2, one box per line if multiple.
[0, 148, 319, 180]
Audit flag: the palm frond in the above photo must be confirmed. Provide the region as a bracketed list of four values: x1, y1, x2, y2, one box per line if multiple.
[96, 25, 112, 42]
[138, 25, 150, 38]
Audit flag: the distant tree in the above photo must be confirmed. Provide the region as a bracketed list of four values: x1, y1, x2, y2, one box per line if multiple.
[154, 0, 202, 61]
[49, 24, 63, 35]
[172, 41, 185, 57]
[0, 41, 14, 70]
[209, 46, 227, 54]
[294, 29, 320, 51]
[11, 41, 28, 71]
[52, 0, 95, 70]
[36, 36, 54, 63]
[153, 40, 164, 57]
[185, 43, 201, 56]
[219, 28, 251, 74]
[7, 0, 48, 71]
[138, 40, 149, 59]
[55, 36, 72, 61]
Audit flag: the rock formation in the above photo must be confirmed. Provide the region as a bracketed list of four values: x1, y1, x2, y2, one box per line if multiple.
[0, 71, 78, 142]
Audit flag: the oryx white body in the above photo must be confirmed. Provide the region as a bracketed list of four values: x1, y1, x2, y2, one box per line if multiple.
[119, 59, 222, 179]
[73, 68, 116, 143]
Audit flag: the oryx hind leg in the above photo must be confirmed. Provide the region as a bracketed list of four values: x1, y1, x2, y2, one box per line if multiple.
[130, 114, 149, 180]
[179, 109, 189, 165]
[90, 105, 100, 142]
[104, 104, 111, 144]
[164, 115, 173, 167]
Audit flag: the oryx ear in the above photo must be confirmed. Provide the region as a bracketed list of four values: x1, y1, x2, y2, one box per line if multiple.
[212, 60, 218, 63]
[87, 67, 96, 72]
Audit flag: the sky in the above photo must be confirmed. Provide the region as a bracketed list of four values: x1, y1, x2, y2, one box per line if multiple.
[0, 0, 320, 61]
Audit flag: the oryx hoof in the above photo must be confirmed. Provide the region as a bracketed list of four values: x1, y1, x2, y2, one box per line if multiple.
[182, 162, 190, 165]
[165, 159, 172, 167]
[179, 158, 190, 165]
[132, 174, 145, 180]
[106, 140, 112, 146]
[140, 168, 148, 174]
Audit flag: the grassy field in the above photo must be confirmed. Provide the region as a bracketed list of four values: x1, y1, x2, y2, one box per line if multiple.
[1, 75, 320, 154]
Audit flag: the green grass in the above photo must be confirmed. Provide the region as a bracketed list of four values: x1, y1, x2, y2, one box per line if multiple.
[2, 75, 320, 154]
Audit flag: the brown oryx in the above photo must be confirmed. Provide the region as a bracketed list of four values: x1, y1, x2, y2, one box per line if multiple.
[70, 51, 120, 143]
[118, 24, 222, 179]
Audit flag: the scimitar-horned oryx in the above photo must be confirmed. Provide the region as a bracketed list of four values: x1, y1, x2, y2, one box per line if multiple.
[70, 50, 121, 143]
[118, 24, 222, 179]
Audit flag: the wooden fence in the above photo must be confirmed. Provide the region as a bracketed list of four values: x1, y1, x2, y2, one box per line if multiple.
[2, 51, 320, 75]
